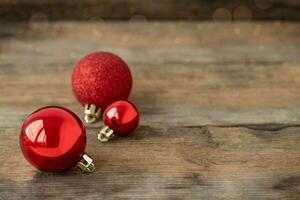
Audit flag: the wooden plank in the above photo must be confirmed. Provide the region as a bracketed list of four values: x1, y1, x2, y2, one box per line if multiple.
[1, 21, 300, 199]
[0, 126, 300, 199]
[0, 0, 300, 21]
[1, 22, 300, 127]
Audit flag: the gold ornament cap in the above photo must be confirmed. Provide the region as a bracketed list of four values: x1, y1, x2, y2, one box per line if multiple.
[98, 126, 115, 142]
[77, 153, 95, 173]
[84, 104, 101, 123]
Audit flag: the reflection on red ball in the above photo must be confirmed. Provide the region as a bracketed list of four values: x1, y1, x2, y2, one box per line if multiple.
[72, 52, 132, 110]
[20, 106, 86, 172]
[103, 101, 139, 136]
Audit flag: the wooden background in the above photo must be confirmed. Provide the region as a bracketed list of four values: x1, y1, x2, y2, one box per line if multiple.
[1, 1, 300, 199]
[0, 0, 300, 21]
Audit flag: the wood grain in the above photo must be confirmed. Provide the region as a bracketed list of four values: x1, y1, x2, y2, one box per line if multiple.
[1, 22, 300, 127]
[1, 21, 300, 199]
[1, 126, 300, 199]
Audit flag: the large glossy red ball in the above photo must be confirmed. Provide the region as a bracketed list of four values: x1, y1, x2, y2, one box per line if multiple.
[20, 106, 86, 172]
[72, 52, 132, 110]
[103, 101, 139, 136]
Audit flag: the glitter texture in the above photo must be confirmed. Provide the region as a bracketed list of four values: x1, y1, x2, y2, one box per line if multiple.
[72, 52, 132, 110]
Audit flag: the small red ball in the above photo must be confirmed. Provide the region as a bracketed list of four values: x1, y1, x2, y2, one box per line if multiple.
[72, 52, 132, 110]
[103, 101, 139, 136]
[20, 106, 86, 172]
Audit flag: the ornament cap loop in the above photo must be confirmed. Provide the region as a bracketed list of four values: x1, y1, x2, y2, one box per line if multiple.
[98, 126, 114, 142]
[84, 104, 101, 124]
[77, 153, 95, 173]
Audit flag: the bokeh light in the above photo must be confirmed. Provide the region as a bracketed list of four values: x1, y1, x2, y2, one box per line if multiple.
[213, 8, 232, 21]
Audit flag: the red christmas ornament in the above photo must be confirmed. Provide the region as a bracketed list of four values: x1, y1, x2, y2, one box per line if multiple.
[98, 101, 139, 142]
[72, 52, 132, 123]
[20, 106, 94, 173]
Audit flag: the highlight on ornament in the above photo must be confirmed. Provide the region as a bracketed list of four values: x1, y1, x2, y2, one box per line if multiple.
[71, 51, 133, 124]
[20, 106, 95, 173]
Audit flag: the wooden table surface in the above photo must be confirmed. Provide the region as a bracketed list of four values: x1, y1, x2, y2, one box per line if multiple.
[0, 21, 300, 199]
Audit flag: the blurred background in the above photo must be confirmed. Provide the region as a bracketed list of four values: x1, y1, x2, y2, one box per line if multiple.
[1, 0, 300, 120]
[0, 0, 300, 21]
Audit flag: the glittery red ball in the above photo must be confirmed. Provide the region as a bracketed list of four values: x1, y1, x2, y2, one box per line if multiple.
[72, 52, 132, 110]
